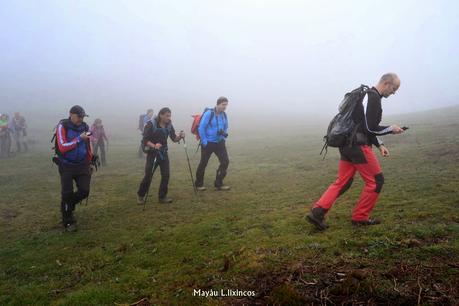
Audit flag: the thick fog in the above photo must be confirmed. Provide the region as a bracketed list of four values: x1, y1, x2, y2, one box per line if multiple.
[1, 0, 458, 128]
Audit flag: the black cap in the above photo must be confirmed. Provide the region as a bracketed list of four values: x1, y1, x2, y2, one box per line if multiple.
[69, 105, 88, 117]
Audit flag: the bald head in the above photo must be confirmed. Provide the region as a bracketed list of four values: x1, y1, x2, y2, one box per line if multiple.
[376, 73, 400, 98]
[379, 73, 399, 84]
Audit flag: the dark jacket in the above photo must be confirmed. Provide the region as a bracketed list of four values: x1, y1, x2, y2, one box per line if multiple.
[142, 117, 177, 149]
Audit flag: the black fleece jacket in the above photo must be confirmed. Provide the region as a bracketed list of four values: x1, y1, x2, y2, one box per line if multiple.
[353, 87, 393, 147]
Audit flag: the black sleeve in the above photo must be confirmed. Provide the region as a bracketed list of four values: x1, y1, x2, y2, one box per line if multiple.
[169, 124, 177, 142]
[369, 135, 383, 147]
[365, 92, 392, 136]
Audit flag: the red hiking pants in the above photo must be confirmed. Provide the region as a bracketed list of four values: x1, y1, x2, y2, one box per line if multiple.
[313, 145, 384, 221]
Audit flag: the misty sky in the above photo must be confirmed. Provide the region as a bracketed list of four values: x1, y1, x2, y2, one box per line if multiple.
[1, 0, 458, 119]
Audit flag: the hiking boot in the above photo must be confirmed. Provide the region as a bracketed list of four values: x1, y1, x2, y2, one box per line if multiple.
[159, 197, 173, 204]
[64, 223, 77, 232]
[351, 218, 381, 226]
[137, 195, 146, 205]
[196, 186, 207, 191]
[306, 207, 329, 231]
[215, 185, 231, 191]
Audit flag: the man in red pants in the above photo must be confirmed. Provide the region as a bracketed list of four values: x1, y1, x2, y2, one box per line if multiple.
[308, 73, 405, 230]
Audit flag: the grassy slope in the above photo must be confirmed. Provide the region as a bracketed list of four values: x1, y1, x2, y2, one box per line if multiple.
[0, 107, 458, 305]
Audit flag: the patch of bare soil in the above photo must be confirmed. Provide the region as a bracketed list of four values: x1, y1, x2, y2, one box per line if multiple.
[227, 260, 459, 305]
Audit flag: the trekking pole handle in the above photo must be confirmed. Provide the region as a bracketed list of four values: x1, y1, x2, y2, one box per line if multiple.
[180, 130, 187, 148]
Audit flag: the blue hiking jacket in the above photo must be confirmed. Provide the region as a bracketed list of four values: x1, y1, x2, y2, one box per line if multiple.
[198, 108, 228, 146]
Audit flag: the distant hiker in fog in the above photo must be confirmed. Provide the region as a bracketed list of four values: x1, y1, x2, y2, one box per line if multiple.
[308, 73, 406, 230]
[137, 107, 185, 205]
[90, 118, 108, 166]
[12, 112, 28, 153]
[138, 109, 154, 158]
[53, 106, 94, 232]
[0, 113, 12, 158]
[194, 97, 230, 191]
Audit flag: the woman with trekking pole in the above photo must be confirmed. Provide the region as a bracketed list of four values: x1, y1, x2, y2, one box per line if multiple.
[137, 107, 185, 206]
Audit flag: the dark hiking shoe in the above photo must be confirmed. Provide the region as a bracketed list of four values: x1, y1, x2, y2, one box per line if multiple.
[137, 195, 146, 205]
[64, 223, 77, 232]
[215, 185, 231, 191]
[159, 197, 173, 204]
[306, 207, 329, 231]
[351, 218, 381, 226]
[196, 186, 207, 191]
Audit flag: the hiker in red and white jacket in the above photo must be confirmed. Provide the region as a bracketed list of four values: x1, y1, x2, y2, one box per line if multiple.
[54, 105, 93, 232]
[307, 73, 405, 230]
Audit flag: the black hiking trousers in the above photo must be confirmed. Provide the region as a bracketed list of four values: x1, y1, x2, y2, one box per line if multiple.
[58, 162, 91, 226]
[195, 141, 229, 188]
[137, 150, 170, 200]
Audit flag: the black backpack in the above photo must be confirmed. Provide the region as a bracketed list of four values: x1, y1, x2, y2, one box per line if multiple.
[51, 119, 70, 158]
[320, 85, 370, 156]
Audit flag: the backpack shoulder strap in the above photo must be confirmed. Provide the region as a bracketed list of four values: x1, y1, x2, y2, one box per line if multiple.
[59, 118, 69, 128]
[366, 87, 378, 95]
[205, 108, 215, 127]
[52, 119, 68, 141]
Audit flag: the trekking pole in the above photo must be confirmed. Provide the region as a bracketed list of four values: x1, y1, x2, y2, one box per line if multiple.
[193, 142, 202, 158]
[85, 155, 100, 206]
[143, 152, 158, 211]
[182, 136, 198, 197]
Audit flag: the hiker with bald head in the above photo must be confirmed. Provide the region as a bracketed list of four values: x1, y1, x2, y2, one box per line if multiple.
[307, 73, 405, 230]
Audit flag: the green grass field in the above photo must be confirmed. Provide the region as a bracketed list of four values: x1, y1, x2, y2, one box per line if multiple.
[1, 107, 458, 305]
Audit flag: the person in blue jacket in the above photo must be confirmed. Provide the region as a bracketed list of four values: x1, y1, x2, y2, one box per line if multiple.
[195, 96, 230, 191]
